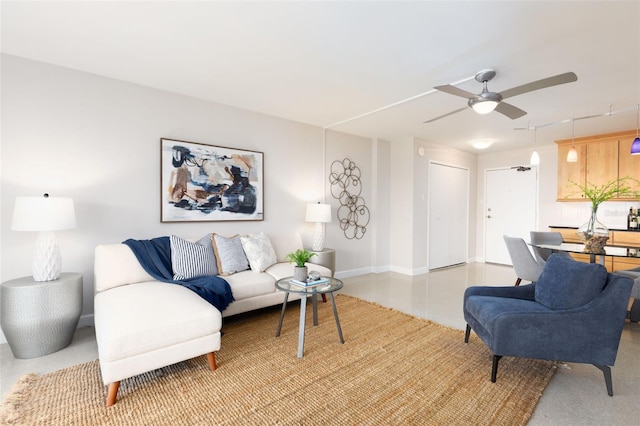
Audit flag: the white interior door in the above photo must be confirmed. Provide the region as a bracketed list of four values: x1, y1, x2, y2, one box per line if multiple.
[485, 166, 537, 265]
[428, 162, 469, 269]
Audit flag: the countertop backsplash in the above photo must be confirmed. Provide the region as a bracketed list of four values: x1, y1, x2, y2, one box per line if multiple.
[559, 201, 640, 230]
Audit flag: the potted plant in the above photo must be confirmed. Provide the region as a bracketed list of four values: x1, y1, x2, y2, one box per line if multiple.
[567, 176, 640, 244]
[285, 249, 317, 281]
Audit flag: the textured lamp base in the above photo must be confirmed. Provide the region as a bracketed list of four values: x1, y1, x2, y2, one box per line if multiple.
[311, 222, 325, 252]
[33, 231, 62, 281]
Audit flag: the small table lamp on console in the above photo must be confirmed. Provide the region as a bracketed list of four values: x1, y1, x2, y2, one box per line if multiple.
[11, 193, 76, 281]
[305, 202, 332, 251]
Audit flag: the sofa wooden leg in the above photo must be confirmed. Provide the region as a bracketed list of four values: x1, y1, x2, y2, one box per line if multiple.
[514, 278, 522, 286]
[106, 381, 120, 407]
[491, 355, 502, 383]
[207, 352, 217, 371]
[464, 324, 471, 343]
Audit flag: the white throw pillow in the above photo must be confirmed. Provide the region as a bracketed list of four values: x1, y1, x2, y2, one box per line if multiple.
[212, 234, 250, 275]
[240, 232, 278, 273]
[170, 234, 218, 280]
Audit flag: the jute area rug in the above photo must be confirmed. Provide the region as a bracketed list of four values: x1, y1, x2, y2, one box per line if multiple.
[1, 295, 555, 425]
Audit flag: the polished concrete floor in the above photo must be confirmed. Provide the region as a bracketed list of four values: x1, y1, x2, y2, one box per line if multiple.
[2, 262, 639, 425]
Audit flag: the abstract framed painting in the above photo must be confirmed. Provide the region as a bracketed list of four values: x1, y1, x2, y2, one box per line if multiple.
[160, 138, 264, 222]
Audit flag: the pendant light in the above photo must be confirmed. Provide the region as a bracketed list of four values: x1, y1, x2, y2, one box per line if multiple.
[632, 104, 640, 155]
[567, 118, 578, 162]
[530, 125, 540, 165]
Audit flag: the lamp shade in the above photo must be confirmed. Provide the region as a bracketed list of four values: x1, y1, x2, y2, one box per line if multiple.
[631, 137, 640, 155]
[305, 203, 331, 223]
[566, 147, 578, 163]
[12, 195, 76, 231]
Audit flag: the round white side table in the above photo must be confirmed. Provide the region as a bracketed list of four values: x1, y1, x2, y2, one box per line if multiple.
[1, 273, 83, 359]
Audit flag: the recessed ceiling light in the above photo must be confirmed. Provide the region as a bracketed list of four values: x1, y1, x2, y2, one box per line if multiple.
[472, 140, 493, 150]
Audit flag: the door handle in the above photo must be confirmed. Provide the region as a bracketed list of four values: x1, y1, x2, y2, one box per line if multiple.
[487, 215, 492, 219]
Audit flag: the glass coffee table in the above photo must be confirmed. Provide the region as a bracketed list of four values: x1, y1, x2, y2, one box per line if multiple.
[275, 276, 344, 358]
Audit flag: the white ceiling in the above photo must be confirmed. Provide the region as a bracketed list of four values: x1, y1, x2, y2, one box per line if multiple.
[2, 1, 639, 153]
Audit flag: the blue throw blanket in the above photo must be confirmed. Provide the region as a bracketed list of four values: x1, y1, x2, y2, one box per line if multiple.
[123, 237, 234, 312]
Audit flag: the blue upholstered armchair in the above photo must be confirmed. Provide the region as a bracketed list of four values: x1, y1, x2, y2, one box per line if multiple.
[464, 254, 633, 396]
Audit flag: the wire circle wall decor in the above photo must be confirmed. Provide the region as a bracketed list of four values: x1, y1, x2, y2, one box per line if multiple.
[330, 158, 370, 239]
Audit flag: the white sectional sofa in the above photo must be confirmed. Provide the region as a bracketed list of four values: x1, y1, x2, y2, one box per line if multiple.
[93, 232, 331, 406]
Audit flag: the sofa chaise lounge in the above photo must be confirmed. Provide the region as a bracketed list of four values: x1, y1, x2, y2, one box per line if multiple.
[94, 232, 331, 406]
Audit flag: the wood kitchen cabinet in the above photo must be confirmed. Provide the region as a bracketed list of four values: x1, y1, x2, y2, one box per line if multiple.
[556, 129, 639, 201]
[611, 230, 640, 271]
[619, 138, 640, 192]
[586, 137, 619, 188]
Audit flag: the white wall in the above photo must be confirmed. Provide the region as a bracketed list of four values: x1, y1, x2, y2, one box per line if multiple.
[388, 138, 479, 274]
[324, 130, 376, 277]
[414, 139, 478, 269]
[372, 138, 391, 273]
[388, 138, 414, 273]
[0, 55, 381, 342]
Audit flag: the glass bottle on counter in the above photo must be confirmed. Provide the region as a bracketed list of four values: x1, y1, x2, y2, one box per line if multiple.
[629, 207, 634, 230]
[631, 209, 638, 231]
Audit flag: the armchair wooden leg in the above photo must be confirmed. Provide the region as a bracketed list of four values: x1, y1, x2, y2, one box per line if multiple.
[106, 381, 120, 407]
[514, 278, 522, 286]
[593, 364, 613, 396]
[207, 352, 217, 371]
[491, 355, 503, 383]
[464, 324, 471, 343]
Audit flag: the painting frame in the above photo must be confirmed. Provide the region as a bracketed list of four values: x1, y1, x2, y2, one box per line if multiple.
[160, 138, 264, 222]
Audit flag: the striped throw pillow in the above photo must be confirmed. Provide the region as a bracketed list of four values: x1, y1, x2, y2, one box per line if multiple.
[170, 234, 218, 280]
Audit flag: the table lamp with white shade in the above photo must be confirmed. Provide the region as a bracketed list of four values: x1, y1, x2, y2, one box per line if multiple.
[305, 202, 332, 251]
[11, 194, 76, 281]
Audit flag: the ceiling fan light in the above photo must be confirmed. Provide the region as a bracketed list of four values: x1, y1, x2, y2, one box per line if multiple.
[631, 137, 640, 155]
[530, 150, 540, 165]
[470, 99, 499, 114]
[567, 146, 578, 162]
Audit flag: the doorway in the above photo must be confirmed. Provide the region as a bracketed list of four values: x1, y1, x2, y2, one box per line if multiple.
[428, 162, 469, 270]
[484, 166, 538, 265]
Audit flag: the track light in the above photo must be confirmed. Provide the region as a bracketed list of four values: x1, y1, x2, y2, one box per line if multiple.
[530, 126, 540, 165]
[530, 150, 540, 165]
[632, 104, 640, 155]
[567, 119, 578, 162]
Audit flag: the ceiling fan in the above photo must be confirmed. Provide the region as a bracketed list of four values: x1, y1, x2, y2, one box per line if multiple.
[425, 69, 577, 123]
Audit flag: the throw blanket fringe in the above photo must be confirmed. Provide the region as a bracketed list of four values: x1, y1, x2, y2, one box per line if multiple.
[123, 237, 234, 312]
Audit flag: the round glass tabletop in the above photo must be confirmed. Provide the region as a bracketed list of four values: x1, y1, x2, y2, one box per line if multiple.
[275, 276, 343, 294]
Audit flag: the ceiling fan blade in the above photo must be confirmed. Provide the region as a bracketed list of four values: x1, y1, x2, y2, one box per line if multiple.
[434, 84, 477, 99]
[499, 72, 577, 100]
[424, 107, 468, 123]
[494, 102, 527, 119]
